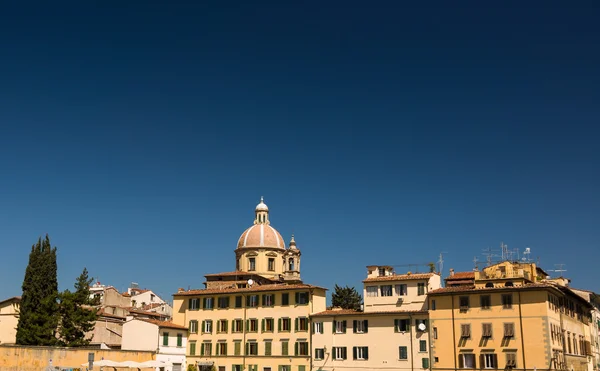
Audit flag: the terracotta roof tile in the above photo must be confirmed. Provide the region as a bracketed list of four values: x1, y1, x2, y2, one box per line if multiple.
[363, 273, 435, 283]
[311, 309, 427, 317]
[204, 271, 262, 277]
[135, 318, 188, 330]
[446, 272, 475, 280]
[428, 283, 557, 296]
[174, 283, 326, 296]
[0, 296, 21, 306]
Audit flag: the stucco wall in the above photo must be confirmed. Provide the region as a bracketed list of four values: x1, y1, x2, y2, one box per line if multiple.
[0, 345, 155, 371]
[122, 319, 159, 351]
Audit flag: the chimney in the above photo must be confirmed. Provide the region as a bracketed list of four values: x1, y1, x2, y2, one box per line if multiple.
[177, 287, 185, 293]
[449, 268, 455, 276]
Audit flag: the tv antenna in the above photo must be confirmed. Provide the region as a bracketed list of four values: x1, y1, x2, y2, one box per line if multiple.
[548, 264, 567, 277]
[437, 252, 447, 277]
[482, 247, 499, 266]
[473, 256, 479, 270]
[521, 247, 532, 263]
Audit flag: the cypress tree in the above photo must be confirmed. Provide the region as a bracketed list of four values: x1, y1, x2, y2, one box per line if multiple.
[58, 268, 99, 346]
[16, 235, 59, 345]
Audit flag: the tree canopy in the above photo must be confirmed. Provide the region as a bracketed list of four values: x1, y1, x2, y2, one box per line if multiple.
[16, 235, 60, 345]
[58, 268, 99, 346]
[331, 284, 362, 311]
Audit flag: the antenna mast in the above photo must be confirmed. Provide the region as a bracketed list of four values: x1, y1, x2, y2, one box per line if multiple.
[437, 252, 446, 277]
[548, 264, 567, 277]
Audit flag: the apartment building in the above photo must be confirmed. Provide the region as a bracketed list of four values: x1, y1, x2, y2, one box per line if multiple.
[428, 261, 595, 371]
[172, 198, 326, 371]
[311, 266, 441, 371]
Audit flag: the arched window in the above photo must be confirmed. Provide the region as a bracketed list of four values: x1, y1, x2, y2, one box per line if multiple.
[485, 282, 494, 288]
[289, 258, 295, 271]
[505, 281, 514, 287]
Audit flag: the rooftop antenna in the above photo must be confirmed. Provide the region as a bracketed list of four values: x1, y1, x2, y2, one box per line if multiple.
[500, 242, 509, 261]
[473, 256, 479, 270]
[437, 252, 447, 277]
[482, 247, 500, 266]
[548, 264, 567, 278]
[521, 247, 532, 263]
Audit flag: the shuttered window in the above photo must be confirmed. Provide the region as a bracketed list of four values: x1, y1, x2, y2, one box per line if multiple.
[482, 323, 493, 338]
[503, 323, 515, 338]
[460, 324, 471, 338]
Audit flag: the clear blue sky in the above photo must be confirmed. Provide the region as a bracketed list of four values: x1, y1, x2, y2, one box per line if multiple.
[1, 1, 599, 302]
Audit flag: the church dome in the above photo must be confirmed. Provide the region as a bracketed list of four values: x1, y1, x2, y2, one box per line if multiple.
[236, 197, 285, 250]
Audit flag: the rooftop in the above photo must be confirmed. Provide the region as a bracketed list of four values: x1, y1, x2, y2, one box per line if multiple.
[446, 272, 475, 280]
[174, 283, 326, 296]
[311, 308, 428, 317]
[363, 273, 435, 283]
[134, 318, 188, 330]
[428, 282, 558, 296]
[0, 296, 21, 306]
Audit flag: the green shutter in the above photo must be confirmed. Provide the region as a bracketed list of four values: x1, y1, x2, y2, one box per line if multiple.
[342, 320, 347, 333]
[333, 320, 337, 333]
[298, 366, 306, 371]
[246, 319, 249, 331]
[282, 341, 288, 356]
[295, 318, 299, 332]
[265, 341, 272, 356]
[278, 318, 282, 331]
[422, 358, 429, 369]
[190, 342, 196, 356]
[201, 343, 205, 356]
[246, 342, 249, 355]
[203, 297, 207, 308]
[294, 341, 298, 356]
[353, 320, 357, 333]
[177, 334, 182, 347]
[353, 346, 357, 360]
[364, 320, 368, 333]
[295, 292, 299, 304]
[278, 367, 283, 371]
[364, 347, 369, 360]
[235, 342, 241, 355]
[262, 319, 265, 332]
[163, 332, 169, 346]
[394, 319, 399, 332]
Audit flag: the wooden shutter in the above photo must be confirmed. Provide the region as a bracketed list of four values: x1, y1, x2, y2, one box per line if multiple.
[353, 320, 357, 333]
[295, 318, 299, 332]
[246, 319, 249, 332]
[342, 320, 347, 333]
[364, 320, 369, 333]
[458, 354, 464, 369]
[202, 297, 207, 308]
[282, 341, 289, 355]
[262, 294, 266, 306]
[265, 341, 271, 356]
[352, 346, 357, 360]
[278, 318, 282, 331]
[246, 295, 250, 307]
[295, 292, 300, 304]
[261, 319, 265, 332]
[333, 320, 337, 333]
[422, 357, 429, 369]
[364, 347, 369, 360]
[343, 347, 347, 359]
[394, 319, 399, 332]
[479, 355, 484, 369]
[493, 354, 498, 369]
[504, 323, 514, 337]
[234, 342, 241, 355]
[245, 342, 249, 356]
[200, 343, 205, 356]
[294, 341, 299, 356]
[188, 298, 192, 309]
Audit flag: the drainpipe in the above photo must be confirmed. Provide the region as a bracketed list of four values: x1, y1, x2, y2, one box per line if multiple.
[409, 313, 415, 371]
[518, 291, 527, 370]
[451, 294, 457, 371]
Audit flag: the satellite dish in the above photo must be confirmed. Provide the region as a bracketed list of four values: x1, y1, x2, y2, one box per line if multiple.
[418, 323, 426, 331]
[247, 279, 254, 286]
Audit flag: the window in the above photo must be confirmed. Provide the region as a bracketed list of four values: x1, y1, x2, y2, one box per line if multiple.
[315, 348, 325, 360]
[264, 341, 272, 356]
[460, 324, 471, 338]
[268, 258, 275, 271]
[247, 295, 259, 308]
[249, 257, 256, 271]
[503, 323, 515, 338]
[419, 340, 427, 352]
[399, 346, 408, 360]
[379, 267, 385, 276]
[203, 297, 214, 310]
[459, 354, 475, 369]
[482, 323, 493, 338]
[216, 342, 227, 355]
[381, 285, 393, 296]
[263, 318, 274, 332]
[353, 320, 368, 333]
[334, 320, 347, 334]
[296, 341, 309, 356]
[281, 293, 290, 306]
[415, 319, 428, 330]
[216, 296, 229, 309]
[235, 295, 243, 308]
[150, 294, 155, 302]
[280, 318, 292, 332]
[177, 333, 183, 347]
[313, 322, 323, 334]
[422, 358, 430, 369]
[189, 341, 196, 356]
[289, 258, 295, 271]
[234, 341, 241, 356]
[482, 354, 498, 369]
[203, 320, 213, 333]
[418, 282, 426, 295]
[480, 295, 491, 309]
[217, 319, 228, 333]
[246, 341, 258, 356]
[279, 366, 290, 371]
[431, 299, 436, 310]
[367, 286, 378, 297]
[433, 327, 438, 339]
[189, 298, 200, 310]
[459, 296, 470, 312]
[189, 320, 198, 334]
[262, 294, 275, 307]
[233, 366, 242, 371]
[297, 317, 309, 331]
[506, 353, 517, 368]
[281, 340, 289, 356]
[502, 294, 513, 309]
[247, 319, 258, 332]
[296, 292, 309, 305]
[333, 346, 347, 360]
[163, 332, 169, 346]
[201, 342, 212, 356]
[353, 346, 369, 360]
[233, 319, 243, 333]
[395, 319, 410, 332]
[395, 284, 407, 296]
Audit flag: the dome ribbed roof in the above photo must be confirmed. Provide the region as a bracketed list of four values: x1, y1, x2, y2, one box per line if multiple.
[237, 224, 285, 249]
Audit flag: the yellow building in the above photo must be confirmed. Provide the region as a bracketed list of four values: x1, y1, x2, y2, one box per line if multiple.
[172, 198, 327, 371]
[428, 261, 594, 371]
[0, 296, 20, 345]
[311, 266, 441, 371]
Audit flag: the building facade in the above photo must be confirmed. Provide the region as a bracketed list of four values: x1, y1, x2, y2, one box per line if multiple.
[172, 198, 327, 371]
[0, 296, 20, 345]
[311, 266, 441, 371]
[428, 261, 594, 371]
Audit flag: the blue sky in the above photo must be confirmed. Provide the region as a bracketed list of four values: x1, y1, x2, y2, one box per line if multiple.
[0, 1, 599, 302]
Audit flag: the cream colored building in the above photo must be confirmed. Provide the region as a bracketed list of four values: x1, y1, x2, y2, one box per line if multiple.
[311, 266, 441, 371]
[572, 288, 600, 370]
[172, 198, 327, 371]
[0, 296, 20, 345]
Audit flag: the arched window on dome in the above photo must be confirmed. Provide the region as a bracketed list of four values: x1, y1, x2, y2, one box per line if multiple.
[289, 258, 295, 271]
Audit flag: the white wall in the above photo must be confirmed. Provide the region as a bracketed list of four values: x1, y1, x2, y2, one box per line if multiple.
[157, 327, 187, 371]
[122, 319, 159, 351]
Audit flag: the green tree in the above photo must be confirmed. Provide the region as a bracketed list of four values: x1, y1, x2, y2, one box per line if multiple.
[331, 284, 362, 311]
[428, 262, 436, 273]
[16, 235, 60, 345]
[58, 268, 99, 346]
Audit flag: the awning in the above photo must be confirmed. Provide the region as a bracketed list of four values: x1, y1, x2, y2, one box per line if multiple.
[197, 361, 215, 366]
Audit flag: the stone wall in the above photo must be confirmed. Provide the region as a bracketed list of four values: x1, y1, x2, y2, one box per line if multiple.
[0, 345, 155, 371]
